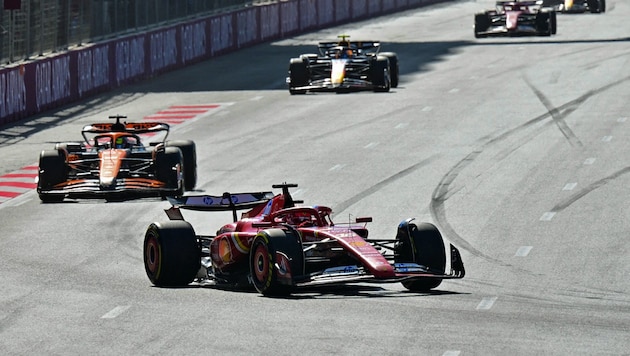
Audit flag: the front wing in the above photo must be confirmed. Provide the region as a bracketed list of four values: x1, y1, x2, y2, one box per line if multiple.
[290, 244, 465, 288]
[39, 177, 180, 199]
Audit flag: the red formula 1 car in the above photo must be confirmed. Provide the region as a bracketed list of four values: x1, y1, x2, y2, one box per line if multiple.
[474, 1, 557, 38]
[143, 183, 465, 296]
[37, 115, 196, 202]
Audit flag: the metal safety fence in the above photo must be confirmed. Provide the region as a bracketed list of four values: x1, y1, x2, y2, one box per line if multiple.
[0, 0, 270, 65]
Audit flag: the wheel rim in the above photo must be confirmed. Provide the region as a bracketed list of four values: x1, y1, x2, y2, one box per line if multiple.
[145, 235, 160, 275]
[253, 243, 270, 283]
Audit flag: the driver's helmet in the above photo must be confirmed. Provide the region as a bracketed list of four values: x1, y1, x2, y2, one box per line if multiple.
[332, 46, 352, 59]
[114, 136, 129, 149]
[286, 212, 312, 226]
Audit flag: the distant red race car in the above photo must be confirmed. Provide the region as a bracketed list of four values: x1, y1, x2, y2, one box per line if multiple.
[37, 115, 196, 202]
[143, 183, 465, 296]
[474, 1, 557, 38]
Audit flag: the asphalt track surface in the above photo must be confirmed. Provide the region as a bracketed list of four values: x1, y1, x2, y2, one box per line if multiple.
[1, 1, 629, 355]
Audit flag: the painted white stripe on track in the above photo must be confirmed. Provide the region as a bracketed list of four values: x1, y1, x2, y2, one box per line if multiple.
[562, 182, 577, 191]
[583, 158, 596, 165]
[443, 351, 461, 356]
[395, 123, 408, 129]
[363, 142, 379, 149]
[617, 117, 627, 123]
[476, 296, 497, 310]
[602, 136, 613, 142]
[540, 212, 556, 221]
[329, 164, 345, 171]
[515, 246, 533, 257]
[101, 305, 131, 319]
[422, 106, 432, 112]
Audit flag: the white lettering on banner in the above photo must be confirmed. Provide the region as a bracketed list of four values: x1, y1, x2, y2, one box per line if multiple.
[260, 6, 279, 40]
[280, 2, 299, 34]
[0, 69, 26, 118]
[35, 57, 71, 110]
[116, 37, 145, 84]
[210, 16, 233, 56]
[300, 0, 317, 30]
[182, 22, 207, 64]
[78, 46, 110, 97]
[237, 10, 257, 48]
[150, 29, 178, 72]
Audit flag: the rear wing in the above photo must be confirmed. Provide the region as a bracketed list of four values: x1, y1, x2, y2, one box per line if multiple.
[317, 41, 381, 55]
[165, 192, 274, 221]
[495, 0, 543, 10]
[82, 122, 170, 135]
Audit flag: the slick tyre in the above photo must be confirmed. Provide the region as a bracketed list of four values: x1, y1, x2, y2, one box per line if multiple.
[370, 56, 391, 92]
[536, 12, 552, 36]
[380, 52, 399, 88]
[474, 13, 490, 38]
[395, 221, 446, 291]
[250, 228, 303, 296]
[37, 150, 67, 203]
[289, 58, 309, 95]
[143, 221, 200, 287]
[166, 140, 197, 191]
[155, 147, 184, 196]
[550, 11, 557, 34]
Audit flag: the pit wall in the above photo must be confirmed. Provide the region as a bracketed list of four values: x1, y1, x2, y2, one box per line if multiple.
[0, 0, 451, 126]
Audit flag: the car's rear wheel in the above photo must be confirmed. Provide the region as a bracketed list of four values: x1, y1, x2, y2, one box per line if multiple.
[38, 150, 67, 203]
[155, 146, 184, 196]
[371, 56, 391, 92]
[143, 221, 200, 286]
[250, 228, 303, 296]
[288, 58, 309, 95]
[395, 221, 446, 291]
[535, 12, 552, 36]
[380, 52, 399, 88]
[166, 140, 196, 191]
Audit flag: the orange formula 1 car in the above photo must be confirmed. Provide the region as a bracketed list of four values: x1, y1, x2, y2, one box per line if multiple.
[143, 183, 465, 296]
[37, 115, 196, 202]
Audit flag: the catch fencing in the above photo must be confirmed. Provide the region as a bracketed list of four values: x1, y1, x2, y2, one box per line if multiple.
[0, 0, 268, 65]
[0, 0, 451, 126]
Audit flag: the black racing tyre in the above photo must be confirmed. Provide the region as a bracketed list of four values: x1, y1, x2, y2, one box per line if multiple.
[535, 12, 552, 36]
[600, 0, 606, 12]
[380, 52, 399, 88]
[166, 140, 196, 191]
[550, 11, 557, 34]
[370, 56, 391, 92]
[54, 142, 83, 155]
[395, 221, 446, 291]
[250, 228, 303, 296]
[474, 13, 490, 38]
[143, 221, 200, 287]
[288, 58, 309, 95]
[37, 150, 67, 202]
[155, 146, 184, 196]
[299, 53, 317, 65]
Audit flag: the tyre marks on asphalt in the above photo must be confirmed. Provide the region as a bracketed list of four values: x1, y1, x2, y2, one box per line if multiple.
[430, 77, 629, 263]
[0, 104, 222, 204]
